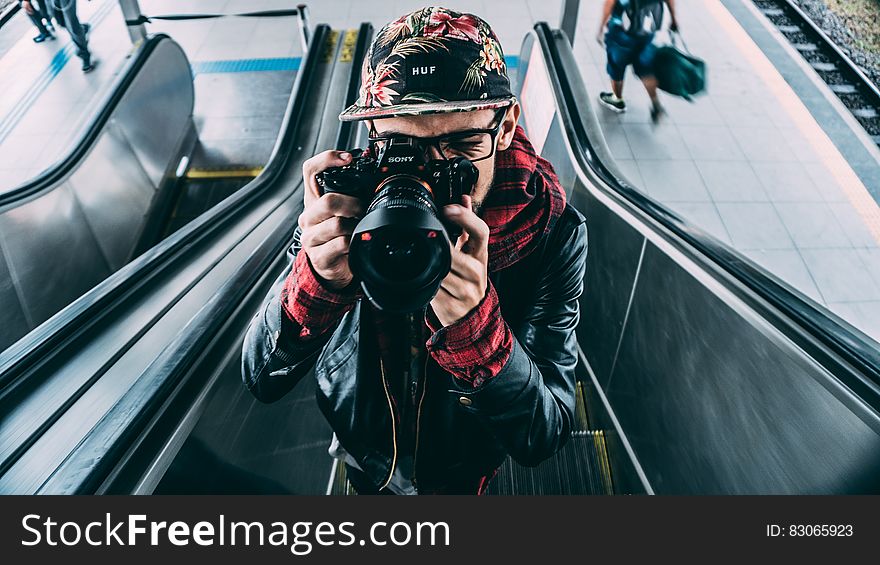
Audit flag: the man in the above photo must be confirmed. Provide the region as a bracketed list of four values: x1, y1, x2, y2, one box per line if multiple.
[597, 0, 679, 123]
[242, 7, 587, 495]
[19, 0, 55, 43]
[24, 0, 94, 72]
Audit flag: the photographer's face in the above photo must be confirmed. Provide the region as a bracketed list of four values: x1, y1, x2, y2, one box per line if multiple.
[367, 103, 521, 212]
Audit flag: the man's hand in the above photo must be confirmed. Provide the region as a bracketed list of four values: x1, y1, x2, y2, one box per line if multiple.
[430, 195, 490, 327]
[22, 1, 35, 16]
[299, 151, 364, 289]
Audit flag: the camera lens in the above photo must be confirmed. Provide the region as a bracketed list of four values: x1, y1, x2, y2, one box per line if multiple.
[349, 175, 452, 312]
[367, 227, 440, 282]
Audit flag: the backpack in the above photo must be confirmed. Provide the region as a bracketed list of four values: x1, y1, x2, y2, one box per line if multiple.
[614, 0, 665, 35]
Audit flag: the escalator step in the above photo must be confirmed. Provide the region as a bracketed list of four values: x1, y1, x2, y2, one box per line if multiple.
[575, 380, 590, 431]
[487, 432, 613, 495]
[593, 431, 615, 494]
[329, 379, 614, 495]
[329, 460, 356, 496]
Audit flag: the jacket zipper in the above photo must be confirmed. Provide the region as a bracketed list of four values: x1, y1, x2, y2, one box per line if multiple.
[412, 355, 428, 489]
[378, 358, 398, 490]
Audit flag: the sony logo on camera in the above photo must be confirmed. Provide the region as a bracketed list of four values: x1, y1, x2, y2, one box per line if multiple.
[387, 156, 416, 163]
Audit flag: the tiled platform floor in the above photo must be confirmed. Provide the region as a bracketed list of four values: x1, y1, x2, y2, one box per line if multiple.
[573, 0, 880, 340]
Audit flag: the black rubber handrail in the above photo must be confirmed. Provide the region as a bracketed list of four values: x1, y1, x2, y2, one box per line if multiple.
[125, 8, 300, 26]
[0, 2, 19, 28]
[533, 23, 880, 408]
[0, 33, 172, 207]
[39, 24, 370, 494]
[0, 27, 330, 396]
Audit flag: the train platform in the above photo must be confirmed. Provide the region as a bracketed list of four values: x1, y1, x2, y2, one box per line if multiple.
[574, 0, 880, 340]
[0, 0, 878, 342]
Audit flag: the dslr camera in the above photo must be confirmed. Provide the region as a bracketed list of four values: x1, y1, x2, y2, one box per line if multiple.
[317, 137, 479, 313]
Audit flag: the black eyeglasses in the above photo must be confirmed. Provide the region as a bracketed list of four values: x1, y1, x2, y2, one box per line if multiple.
[368, 107, 508, 163]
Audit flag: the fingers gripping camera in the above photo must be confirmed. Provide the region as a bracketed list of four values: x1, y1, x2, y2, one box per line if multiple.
[316, 138, 479, 313]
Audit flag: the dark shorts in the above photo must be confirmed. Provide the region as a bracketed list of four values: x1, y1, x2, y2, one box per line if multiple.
[605, 25, 657, 81]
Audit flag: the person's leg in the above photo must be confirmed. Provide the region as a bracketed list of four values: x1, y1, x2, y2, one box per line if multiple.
[48, 0, 63, 28]
[27, 12, 52, 39]
[26, 2, 53, 41]
[52, 0, 93, 71]
[34, 0, 55, 31]
[600, 26, 630, 112]
[641, 76, 659, 104]
[641, 75, 665, 123]
[635, 40, 665, 123]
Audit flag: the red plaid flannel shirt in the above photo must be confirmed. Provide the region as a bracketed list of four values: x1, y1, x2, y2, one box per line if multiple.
[282, 126, 565, 387]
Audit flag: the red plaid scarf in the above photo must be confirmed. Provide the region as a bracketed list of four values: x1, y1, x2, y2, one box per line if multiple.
[483, 125, 567, 271]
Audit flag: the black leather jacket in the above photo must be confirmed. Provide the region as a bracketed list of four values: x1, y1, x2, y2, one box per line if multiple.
[241, 203, 587, 492]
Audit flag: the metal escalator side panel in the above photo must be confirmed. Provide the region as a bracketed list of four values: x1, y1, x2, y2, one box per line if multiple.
[520, 24, 880, 494]
[0, 34, 183, 205]
[0, 36, 195, 356]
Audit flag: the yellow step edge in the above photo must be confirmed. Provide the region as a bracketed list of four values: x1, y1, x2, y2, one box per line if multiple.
[185, 167, 264, 179]
[592, 430, 615, 495]
[574, 381, 590, 431]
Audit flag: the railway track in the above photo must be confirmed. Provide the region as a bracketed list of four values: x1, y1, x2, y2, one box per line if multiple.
[752, 0, 880, 148]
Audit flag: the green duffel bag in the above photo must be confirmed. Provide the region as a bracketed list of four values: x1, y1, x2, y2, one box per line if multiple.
[654, 32, 707, 100]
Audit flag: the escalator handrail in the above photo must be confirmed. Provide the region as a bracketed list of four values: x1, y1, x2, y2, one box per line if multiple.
[335, 23, 373, 151]
[37, 24, 373, 494]
[0, 27, 331, 394]
[532, 23, 880, 408]
[0, 34, 173, 208]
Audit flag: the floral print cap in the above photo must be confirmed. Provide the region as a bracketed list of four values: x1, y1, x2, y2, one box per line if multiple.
[339, 7, 516, 122]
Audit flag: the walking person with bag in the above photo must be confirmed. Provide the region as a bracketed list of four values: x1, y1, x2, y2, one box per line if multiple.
[596, 0, 679, 124]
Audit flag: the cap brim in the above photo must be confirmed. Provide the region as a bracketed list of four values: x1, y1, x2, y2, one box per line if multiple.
[339, 96, 516, 122]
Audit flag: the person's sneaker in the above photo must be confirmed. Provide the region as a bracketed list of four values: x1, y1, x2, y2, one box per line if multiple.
[32, 32, 54, 43]
[650, 102, 667, 125]
[81, 58, 97, 73]
[599, 92, 626, 113]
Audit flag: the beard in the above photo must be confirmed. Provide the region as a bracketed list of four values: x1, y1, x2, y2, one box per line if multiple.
[470, 160, 495, 216]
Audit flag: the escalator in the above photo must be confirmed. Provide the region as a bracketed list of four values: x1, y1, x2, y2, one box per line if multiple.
[0, 30, 302, 350]
[0, 34, 195, 350]
[0, 23, 371, 494]
[156, 23, 880, 496]
[1, 21, 878, 495]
